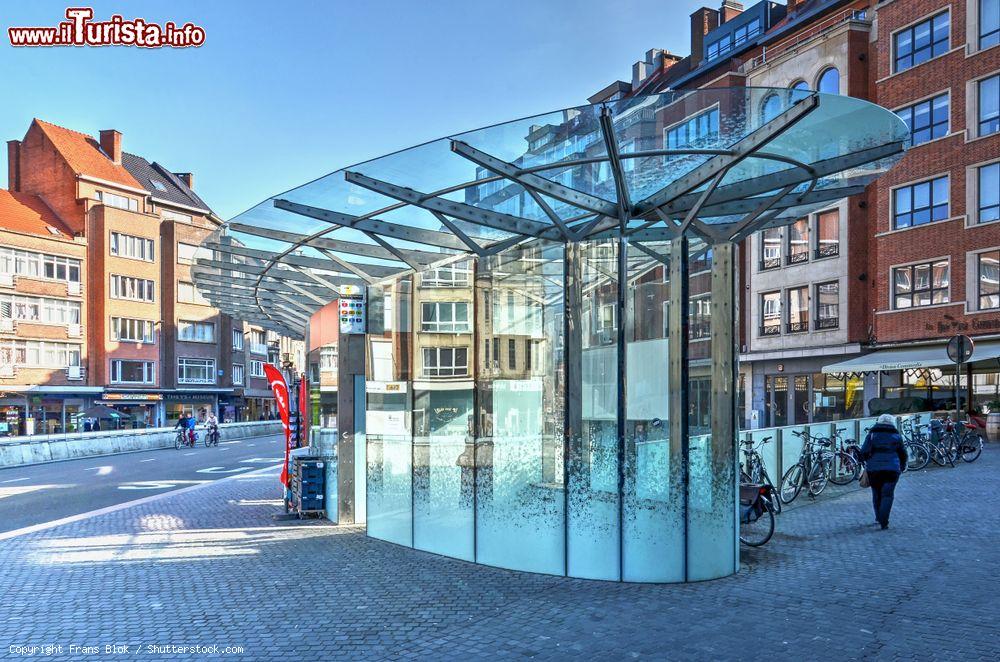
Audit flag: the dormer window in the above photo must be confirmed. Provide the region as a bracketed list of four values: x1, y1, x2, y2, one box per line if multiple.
[150, 179, 167, 192]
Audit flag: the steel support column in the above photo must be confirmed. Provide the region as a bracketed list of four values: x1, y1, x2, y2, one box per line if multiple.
[667, 236, 689, 581]
[563, 241, 583, 576]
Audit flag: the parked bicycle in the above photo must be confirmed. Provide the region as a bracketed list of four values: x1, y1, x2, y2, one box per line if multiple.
[779, 431, 833, 504]
[942, 418, 984, 463]
[827, 427, 862, 486]
[740, 436, 781, 514]
[739, 483, 776, 547]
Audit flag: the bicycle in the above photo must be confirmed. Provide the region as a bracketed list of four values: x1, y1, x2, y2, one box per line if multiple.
[174, 428, 196, 449]
[204, 425, 220, 447]
[898, 420, 931, 471]
[779, 431, 832, 504]
[740, 437, 781, 515]
[827, 427, 862, 486]
[739, 483, 775, 547]
[943, 418, 983, 463]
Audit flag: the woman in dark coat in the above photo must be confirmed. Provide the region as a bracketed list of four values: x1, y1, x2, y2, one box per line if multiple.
[861, 414, 908, 530]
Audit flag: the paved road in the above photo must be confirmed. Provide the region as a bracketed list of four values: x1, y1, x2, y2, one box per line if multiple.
[0, 448, 996, 660]
[0, 434, 284, 534]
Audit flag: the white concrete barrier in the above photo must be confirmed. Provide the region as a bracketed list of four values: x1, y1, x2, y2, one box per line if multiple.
[0, 421, 284, 469]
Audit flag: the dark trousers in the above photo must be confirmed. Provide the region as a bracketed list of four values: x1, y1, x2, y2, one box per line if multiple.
[868, 470, 900, 526]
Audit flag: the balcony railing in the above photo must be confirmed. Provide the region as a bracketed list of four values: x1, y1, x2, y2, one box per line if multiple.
[815, 244, 840, 259]
[815, 317, 840, 330]
[786, 321, 809, 333]
[740, 8, 870, 75]
[759, 257, 781, 271]
[759, 325, 781, 337]
[787, 252, 809, 266]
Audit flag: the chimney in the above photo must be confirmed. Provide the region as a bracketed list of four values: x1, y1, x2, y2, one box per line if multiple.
[690, 7, 720, 65]
[7, 140, 20, 191]
[99, 129, 122, 164]
[720, 1, 744, 24]
[785, 0, 802, 13]
[174, 172, 194, 190]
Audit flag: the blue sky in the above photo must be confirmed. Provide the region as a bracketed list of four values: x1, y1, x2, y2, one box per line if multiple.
[1, 0, 709, 219]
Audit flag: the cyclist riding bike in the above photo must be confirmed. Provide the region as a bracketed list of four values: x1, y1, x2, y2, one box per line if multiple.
[206, 411, 220, 446]
[175, 413, 196, 446]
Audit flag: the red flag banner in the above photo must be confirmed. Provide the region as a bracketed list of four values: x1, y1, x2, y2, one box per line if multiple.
[263, 363, 292, 487]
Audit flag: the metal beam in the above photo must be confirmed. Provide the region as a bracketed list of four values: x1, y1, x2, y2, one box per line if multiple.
[429, 211, 487, 256]
[227, 222, 440, 265]
[194, 257, 351, 291]
[694, 185, 864, 218]
[273, 198, 470, 252]
[310, 247, 377, 284]
[635, 93, 820, 216]
[194, 271, 333, 301]
[206, 241, 401, 279]
[343, 170, 549, 238]
[449, 140, 619, 218]
[653, 141, 904, 219]
[598, 106, 631, 223]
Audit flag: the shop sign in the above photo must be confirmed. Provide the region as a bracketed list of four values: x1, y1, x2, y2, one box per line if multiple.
[164, 393, 218, 401]
[339, 284, 366, 334]
[103, 393, 163, 401]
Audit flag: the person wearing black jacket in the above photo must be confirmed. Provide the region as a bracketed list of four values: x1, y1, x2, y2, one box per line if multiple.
[861, 414, 908, 530]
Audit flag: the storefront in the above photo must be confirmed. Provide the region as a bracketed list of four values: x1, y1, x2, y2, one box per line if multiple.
[97, 392, 164, 428]
[164, 391, 228, 424]
[0, 388, 102, 436]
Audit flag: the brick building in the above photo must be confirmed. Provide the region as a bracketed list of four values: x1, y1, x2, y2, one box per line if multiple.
[590, 0, 1000, 425]
[2, 119, 295, 433]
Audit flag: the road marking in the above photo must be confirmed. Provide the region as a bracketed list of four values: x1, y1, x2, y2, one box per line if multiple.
[239, 457, 285, 464]
[195, 466, 255, 474]
[84, 465, 113, 476]
[183, 452, 197, 456]
[1, 477, 30, 484]
[0, 465, 281, 541]
[140, 458, 156, 463]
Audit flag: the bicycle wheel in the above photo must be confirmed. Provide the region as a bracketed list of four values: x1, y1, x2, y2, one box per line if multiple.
[739, 498, 775, 547]
[930, 443, 949, 467]
[905, 442, 930, 471]
[828, 451, 859, 486]
[174, 434, 182, 450]
[808, 461, 829, 497]
[961, 433, 983, 463]
[204, 433, 211, 447]
[780, 464, 804, 504]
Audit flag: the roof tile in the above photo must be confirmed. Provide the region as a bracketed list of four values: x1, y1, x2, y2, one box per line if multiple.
[0, 189, 75, 240]
[33, 119, 143, 189]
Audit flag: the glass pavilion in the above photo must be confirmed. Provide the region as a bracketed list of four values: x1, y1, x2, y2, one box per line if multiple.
[194, 88, 907, 582]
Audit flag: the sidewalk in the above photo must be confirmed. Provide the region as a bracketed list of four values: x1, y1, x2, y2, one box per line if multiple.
[1, 451, 998, 661]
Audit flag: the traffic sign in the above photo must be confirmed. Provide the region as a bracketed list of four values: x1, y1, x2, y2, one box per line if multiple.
[947, 334, 974, 364]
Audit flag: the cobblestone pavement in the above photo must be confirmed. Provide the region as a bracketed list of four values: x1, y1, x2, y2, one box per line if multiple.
[1, 450, 998, 661]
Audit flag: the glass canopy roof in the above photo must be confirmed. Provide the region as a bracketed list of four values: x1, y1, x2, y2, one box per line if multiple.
[193, 87, 908, 337]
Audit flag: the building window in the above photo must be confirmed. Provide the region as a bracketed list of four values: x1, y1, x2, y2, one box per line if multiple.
[319, 346, 337, 371]
[110, 274, 155, 302]
[178, 320, 216, 343]
[1, 295, 80, 324]
[421, 260, 472, 287]
[110, 232, 154, 261]
[760, 227, 781, 270]
[761, 94, 782, 123]
[815, 210, 840, 258]
[422, 347, 468, 378]
[232, 329, 244, 350]
[893, 176, 949, 229]
[790, 80, 809, 92]
[787, 286, 809, 333]
[665, 108, 720, 149]
[96, 190, 139, 212]
[787, 218, 809, 265]
[178, 357, 215, 384]
[249, 329, 267, 355]
[815, 281, 840, 329]
[0, 340, 80, 368]
[110, 359, 154, 384]
[111, 317, 154, 343]
[421, 302, 470, 333]
[525, 338, 533, 372]
[705, 17, 760, 60]
[177, 281, 209, 305]
[893, 11, 950, 73]
[981, 0, 999, 49]
[689, 294, 711, 340]
[980, 162, 1000, 223]
[232, 363, 245, 385]
[980, 74, 999, 137]
[760, 291, 782, 336]
[249, 359, 265, 378]
[598, 303, 616, 332]
[817, 67, 840, 95]
[897, 93, 949, 145]
[979, 250, 1000, 309]
[0, 249, 81, 283]
[176, 242, 209, 265]
[507, 338, 517, 369]
[893, 260, 950, 308]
